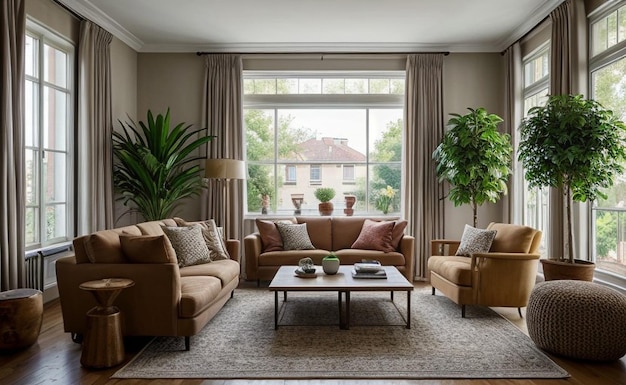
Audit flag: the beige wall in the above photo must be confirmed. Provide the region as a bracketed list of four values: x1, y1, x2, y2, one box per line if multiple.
[442, 53, 506, 239]
[26, 0, 79, 42]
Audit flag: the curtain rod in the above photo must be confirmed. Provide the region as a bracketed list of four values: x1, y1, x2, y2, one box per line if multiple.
[196, 51, 450, 57]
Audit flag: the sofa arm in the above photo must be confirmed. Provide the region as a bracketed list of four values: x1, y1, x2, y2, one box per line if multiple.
[399, 235, 415, 282]
[226, 239, 240, 262]
[431, 239, 461, 256]
[244, 233, 263, 280]
[56, 256, 181, 337]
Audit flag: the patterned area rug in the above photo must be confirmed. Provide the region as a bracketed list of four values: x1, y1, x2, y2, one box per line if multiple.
[113, 287, 568, 379]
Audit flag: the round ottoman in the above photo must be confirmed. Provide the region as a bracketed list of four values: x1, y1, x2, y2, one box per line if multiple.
[0, 288, 43, 351]
[526, 280, 626, 361]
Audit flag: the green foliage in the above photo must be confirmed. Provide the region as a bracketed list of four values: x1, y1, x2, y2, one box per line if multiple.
[518, 94, 626, 262]
[370, 119, 403, 212]
[112, 109, 214, 221]
[432, 107, 512, 227]
[595, 210, 617, 259]
[314, 187, 336, 202]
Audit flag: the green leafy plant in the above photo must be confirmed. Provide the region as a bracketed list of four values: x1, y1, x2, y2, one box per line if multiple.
[314, 187, 336, 203]
[112, 109, 214, 221]
[432, 107, 512, 227]
[518, 94, 626, 263]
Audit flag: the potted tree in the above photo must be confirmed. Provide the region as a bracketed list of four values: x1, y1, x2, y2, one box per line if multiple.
[432, 107, 513, 227]
[518, 94, 626, 280]
[112, 109, 214, 221]
[314, 187, 336, 216]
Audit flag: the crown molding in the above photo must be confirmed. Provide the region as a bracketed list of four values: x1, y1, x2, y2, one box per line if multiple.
[495, 0, 562, 51]
[55, 0, 143, 51]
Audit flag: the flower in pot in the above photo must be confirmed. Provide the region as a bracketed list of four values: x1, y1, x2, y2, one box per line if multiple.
[314, 187, 336, 216]
[518, 94, 626, 280]
[375, 185, 396, 214]
[432, 107, 512, 227]
[322, 253, 340, 275]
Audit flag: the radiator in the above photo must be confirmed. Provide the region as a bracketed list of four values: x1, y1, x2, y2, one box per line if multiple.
[24, 244, 73, 291]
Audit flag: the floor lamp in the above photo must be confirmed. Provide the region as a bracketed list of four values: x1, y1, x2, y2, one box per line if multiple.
[204, 159, 247, 238]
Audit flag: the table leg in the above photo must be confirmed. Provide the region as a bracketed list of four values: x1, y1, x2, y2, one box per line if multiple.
[391, 291, 394, 301]
[345, 291, 351, 330]
[338, 291, 343, 329]
[283, 291, 287, 302]
[406, 291, 411, 329]
[274, 291, 278, 330]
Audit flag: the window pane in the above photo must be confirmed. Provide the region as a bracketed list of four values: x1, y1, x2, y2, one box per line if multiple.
[620, 7, 626, 43]
[345, 79, 367, 94]
[322, 78, 344, 94]
[310, 164, 321, 183]
[370, 79, 390, 94]
[299, 78, 321, 94]
[245, 109, 275, 162]
[44, 152, 67, 204]
[25, 35, 38, 78]
[390, 79, 405, 94]
[247, 164, 275, 213]
[43, 87, 67, 151]
[277, 79, 298, 94]
[593, 18, 609, 56]
[45, 204, 66, 241]
[44, 44, 67, 88]
[25, 149, 38, 205]
[25, 207, 38, 246]
[343, 165, 355, 181]
[369, 164, 401, 214]
[25, 80, 38, 147]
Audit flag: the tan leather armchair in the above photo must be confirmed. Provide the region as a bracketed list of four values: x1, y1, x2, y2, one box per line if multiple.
[428, 222, 542, 317]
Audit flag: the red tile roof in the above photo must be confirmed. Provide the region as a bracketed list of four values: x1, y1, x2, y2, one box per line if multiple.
[298, 137, 366, 162]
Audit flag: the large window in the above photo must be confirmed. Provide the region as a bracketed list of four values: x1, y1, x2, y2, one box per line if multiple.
[24, 22, 74, 250]
[244, 72, 404, 215]
[590, 2, 626, 280]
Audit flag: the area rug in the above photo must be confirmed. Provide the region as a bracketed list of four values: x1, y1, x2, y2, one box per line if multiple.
[113, 287, 568, 379]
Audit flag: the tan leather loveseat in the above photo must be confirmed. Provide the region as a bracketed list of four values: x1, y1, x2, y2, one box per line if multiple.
[429, 222, 542, 317]
[55, 219, 240, 350]
[244, 216, 414, 282]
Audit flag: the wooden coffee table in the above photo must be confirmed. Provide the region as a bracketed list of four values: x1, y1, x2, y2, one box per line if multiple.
[269, 265, 413, 330]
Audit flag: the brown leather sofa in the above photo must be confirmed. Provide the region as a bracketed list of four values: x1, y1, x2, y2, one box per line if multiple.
[244, 216, 414, 282]
[55, 219, 240, 350]
[428, 222, 542, 317]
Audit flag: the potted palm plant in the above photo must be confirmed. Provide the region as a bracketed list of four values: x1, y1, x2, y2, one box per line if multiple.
[518, 94, 626, 280]
[433, 107, 513, 227]
[112, 109, 214, 221]
[314, 187, 336, 216]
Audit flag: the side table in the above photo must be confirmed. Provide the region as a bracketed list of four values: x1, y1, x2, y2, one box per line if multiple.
[79, 278, 134, 368]
[0, 288, 43, 351]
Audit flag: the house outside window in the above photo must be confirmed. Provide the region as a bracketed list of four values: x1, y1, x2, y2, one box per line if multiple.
[244, 71, 404, 215]
[24, 22, 74, 250]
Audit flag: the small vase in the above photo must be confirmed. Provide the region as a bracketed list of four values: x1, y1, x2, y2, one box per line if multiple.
[322, 255, 340, 275]
[344, 195, 356, 216]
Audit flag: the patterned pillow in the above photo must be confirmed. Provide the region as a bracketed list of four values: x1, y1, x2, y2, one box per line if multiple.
[173, 217, 229, 261]
[276, 222, 315, 251]
[455, 224, 497, 257]
[161, 225, 210, 267]
[351, 219, 395, 252]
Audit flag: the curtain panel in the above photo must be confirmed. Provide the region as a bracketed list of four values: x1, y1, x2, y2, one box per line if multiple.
[201, 54, 244, 242]
[403, 54, 445, 280]
[0, 0, 25, 290]
[77, 20, 114, 234]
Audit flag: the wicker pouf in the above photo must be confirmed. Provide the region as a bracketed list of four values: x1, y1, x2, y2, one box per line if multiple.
[526, 280, 626, 361]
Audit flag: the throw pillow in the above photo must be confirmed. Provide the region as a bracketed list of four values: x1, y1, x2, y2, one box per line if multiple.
[83, 231, 127, 263]
[256, 219, 284, 252]
[173, 217, 229, 261]
[391, 219, 408, 249]
[351, 219, 395, 252]
[161, 225, 210, 267]
[276, 222, 315, 251]
[119, 234, 177, 264]
[455, 224, 497, 256]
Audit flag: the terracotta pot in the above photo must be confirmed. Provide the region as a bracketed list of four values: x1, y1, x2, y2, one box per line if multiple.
[344, 195, 356, 216]
[540, 259, 595, 282]
[318, 202, 334, 216]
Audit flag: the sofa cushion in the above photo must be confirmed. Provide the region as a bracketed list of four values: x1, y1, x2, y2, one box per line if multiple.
[335, 249, 406, 265]
[276, 222, 315, 251]
[487, 222, 539, 253]
[162, 225, 211, 267]
[455, 224, 497, 257]
[179, 259, 240, 286]
[174, 218, 229, 261]
[179, 276, 222, 318]
[136, 219, 178, 235]
[330, 217, 367, 250]
[83, 230, 127, 264]
[351, 219, 395, 252]
[296, 217, 332, 250]
[258, 249, 331, 266]
[428, 255, 473, 286]
[119, 234, 177, 264]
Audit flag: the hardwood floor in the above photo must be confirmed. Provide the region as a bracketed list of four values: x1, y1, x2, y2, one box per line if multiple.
[0, 282, 624, 385]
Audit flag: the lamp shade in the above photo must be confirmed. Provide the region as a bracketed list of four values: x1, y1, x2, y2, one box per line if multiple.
[204, 159, 247, 180]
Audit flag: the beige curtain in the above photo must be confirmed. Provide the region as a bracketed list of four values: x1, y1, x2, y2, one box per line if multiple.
[548, 0, 587, 259]
[404, 54, 445, 280]
[0, 0, 25, 290]
[503, 43, 523, 224]
[202, 54, 244, 242]
[76, 20, 114, 234]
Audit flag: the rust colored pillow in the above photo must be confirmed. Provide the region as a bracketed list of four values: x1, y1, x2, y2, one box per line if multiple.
[351, 219, 395, 252]
[119, 234, 177, 264]
[391, 220, 408, 249]
[83, 231, 126, 263]
[256, 219, 283, 252]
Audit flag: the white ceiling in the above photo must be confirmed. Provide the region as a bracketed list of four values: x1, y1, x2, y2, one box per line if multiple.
[58, 0, 563, 53]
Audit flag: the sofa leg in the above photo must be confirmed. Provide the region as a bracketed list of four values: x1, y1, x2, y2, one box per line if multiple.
[431, 287, 435, 295]
[185, 336, 190, 351]
[518, 307, 523, 318]
[71, 333, 83, 344]
[461, 305, 466, 318]
[231, 290, 234, 299]
[257, 280, 260, 287]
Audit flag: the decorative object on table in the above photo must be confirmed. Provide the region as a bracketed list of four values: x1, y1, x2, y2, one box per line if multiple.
[518, 94, 626, 280]
[112, 109, 214, 221]
[375, 185, 396, 215]
[432, 107, 512, 227]
[343, 194, 356, 216]
[352, 260, 387, 279]
[314, 187, 336, 216]
[322, 253, 340, 275]
[0, 289, 43, 351]
[526, 280, 626, 361]
[260, 194, 270, 214]
[290, 193, 304, 215]
[295, 257, 316, 277]
[79, 278, 135, 368]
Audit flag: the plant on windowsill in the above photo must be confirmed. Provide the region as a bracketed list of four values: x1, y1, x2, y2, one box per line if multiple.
[432, 107, 513, 228]
[518, 94, 626, 280]
[112, 109, 214, 221]
[375, 185, 396, 214]
[314, 187, 336, 216]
